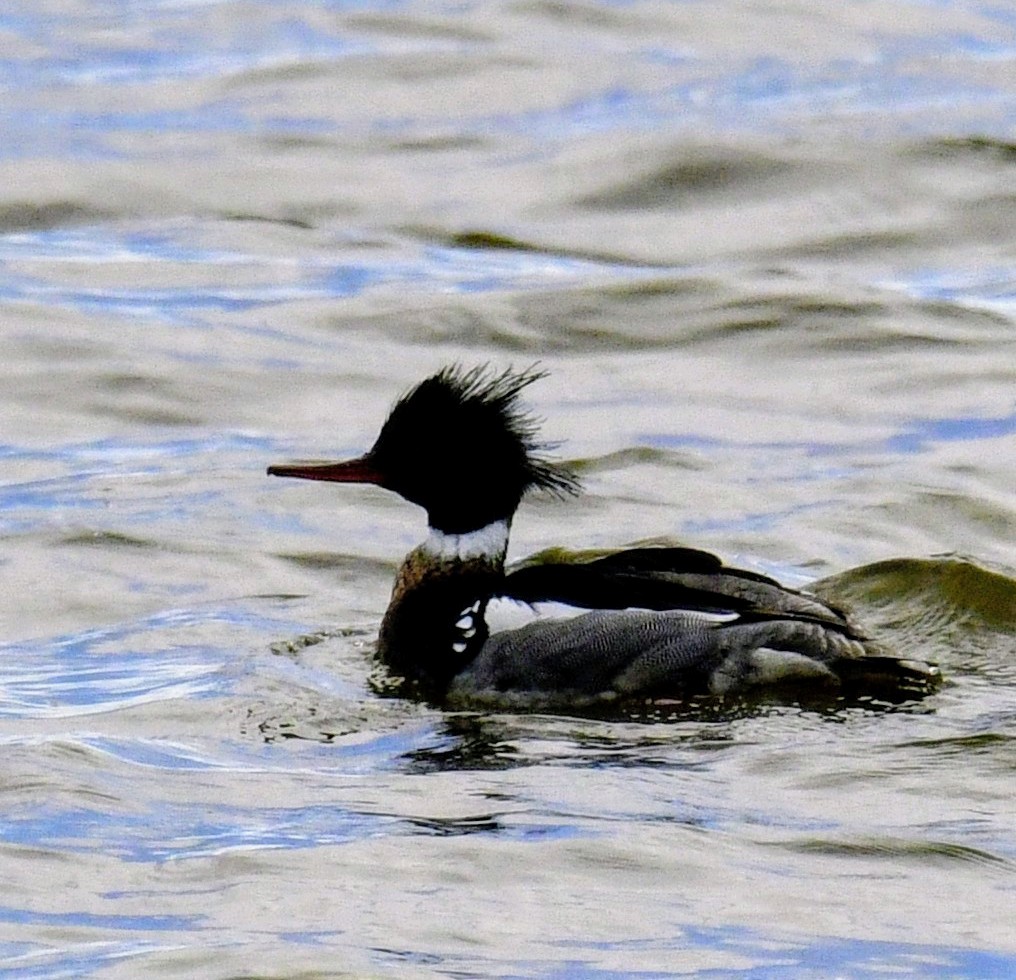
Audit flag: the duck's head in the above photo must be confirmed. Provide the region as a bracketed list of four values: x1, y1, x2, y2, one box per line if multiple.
[267, 365, 580, 534]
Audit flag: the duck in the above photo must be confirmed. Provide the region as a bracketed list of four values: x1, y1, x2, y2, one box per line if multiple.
[267, 365, 940, 712]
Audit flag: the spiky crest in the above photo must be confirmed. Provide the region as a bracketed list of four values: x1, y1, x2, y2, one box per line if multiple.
[367, 364, 579, 532]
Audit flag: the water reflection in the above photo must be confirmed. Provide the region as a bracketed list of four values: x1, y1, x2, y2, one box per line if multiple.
[0, 224, 663, 324]
[886, 411, 1016, 453]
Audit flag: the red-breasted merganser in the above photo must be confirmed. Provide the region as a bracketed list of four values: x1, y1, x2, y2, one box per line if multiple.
[268, 365, 940, 711]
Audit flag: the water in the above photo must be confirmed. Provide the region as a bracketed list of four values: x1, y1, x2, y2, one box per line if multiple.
[1, 1, 1015, 976]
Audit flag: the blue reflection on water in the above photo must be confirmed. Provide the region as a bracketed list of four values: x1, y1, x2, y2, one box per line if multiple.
[682, 502, 834, 538]
[432, 57, 1008, 144]
[0, 5, 1011, 165]
[0, 801, 401, 862]
[0, 224, 659, 324]
[0, 7, 372, 90]
[0, 601, 307, 717]
[533, 926, 1016, 979]
[2, 629, 213, 718]
[0, 433, 281, 536]
[371, 935, 1016, 980]
[0, 786, 582, 863]
[647, 407, 1016, 463]
[885, 266, 1016, 315]
[887, 412, 1016, 454]
[1, 432, 278, 467]
[0, 941, 183, 980]
[0, 905, 193, 933]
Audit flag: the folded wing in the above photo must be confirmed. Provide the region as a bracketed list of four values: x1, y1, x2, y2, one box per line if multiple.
[502, 545, 855, 632]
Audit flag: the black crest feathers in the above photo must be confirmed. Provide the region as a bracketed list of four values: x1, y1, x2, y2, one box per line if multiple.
[368, 365, 580, 532]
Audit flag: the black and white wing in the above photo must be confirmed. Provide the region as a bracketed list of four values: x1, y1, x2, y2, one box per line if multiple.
[501, 545, 854, 630]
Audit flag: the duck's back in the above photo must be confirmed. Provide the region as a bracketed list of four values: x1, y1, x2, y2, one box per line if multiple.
[448, 547, 941, 710]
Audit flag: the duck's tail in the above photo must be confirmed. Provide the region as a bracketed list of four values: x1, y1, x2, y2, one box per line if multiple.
[831, 655, 943, 700]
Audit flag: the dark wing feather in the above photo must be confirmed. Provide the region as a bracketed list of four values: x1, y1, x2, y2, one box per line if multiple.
[502, 545, 858, 634]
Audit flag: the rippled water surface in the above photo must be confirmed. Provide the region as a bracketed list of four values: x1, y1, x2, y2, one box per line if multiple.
[2, 1, 1015, 977]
